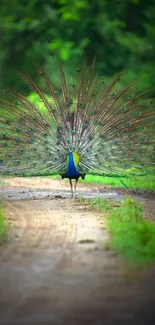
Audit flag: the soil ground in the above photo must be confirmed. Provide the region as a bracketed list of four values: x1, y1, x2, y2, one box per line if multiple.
[0, 177, 155, 325]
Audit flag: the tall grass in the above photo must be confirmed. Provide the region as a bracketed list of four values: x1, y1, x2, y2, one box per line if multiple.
[82, 196, 155, 267]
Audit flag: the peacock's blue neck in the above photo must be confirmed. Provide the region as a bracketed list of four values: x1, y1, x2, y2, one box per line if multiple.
[64, 152, 81, 179]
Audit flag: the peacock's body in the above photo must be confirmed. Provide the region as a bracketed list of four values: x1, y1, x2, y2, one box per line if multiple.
[0, 58, 155, 196]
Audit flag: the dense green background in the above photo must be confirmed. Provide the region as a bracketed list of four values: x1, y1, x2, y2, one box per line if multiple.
[0, 0, 155, 91]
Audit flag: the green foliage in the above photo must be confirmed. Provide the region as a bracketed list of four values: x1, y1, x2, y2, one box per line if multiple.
[82, 174, 155, 191]
[84, 196, 155, 267]
[82, 197, 112, 212]
[0, 203, 8, 244]
[48, 173, 155, 191]
[0, 0, 154, 93]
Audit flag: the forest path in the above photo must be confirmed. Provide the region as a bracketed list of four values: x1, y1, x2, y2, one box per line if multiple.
[0, 178, 155, 325]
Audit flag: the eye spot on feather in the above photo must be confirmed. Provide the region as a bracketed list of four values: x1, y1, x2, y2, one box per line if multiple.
[97, 121, 102, 125]
[33, 117, 38, 121]
[29, 128, 35, 133]
[67, 99, 73, 107]
[121, 107, 125, 113]
[111, 93, 116, 97]
[16, 128, 21, 133]
[126, 122, 130, 127]
[15, 101, 20, 106]
[58, 125, 63, 130]
[136, 112, 141, 116]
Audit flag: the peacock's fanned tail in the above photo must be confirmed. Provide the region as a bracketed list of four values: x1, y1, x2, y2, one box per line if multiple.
[0, 58, 155, 178]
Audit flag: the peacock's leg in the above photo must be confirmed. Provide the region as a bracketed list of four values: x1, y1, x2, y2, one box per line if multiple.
[69, 179, 73, 198]
[74, 179, 78, 198]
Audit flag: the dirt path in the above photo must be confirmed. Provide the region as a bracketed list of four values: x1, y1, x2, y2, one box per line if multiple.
[0, 179, 155, 324]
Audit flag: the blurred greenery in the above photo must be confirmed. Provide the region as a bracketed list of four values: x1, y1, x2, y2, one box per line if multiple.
[0, 0, 155, 91]
[81, 196, 155, 267]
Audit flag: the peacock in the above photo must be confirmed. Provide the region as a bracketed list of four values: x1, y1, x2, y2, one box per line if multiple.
[0, 57, 155, 197]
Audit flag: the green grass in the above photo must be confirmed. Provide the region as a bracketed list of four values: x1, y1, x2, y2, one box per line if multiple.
[82, 174, 155, 191]
[48, 174, 155, 191]
[0, 203, 8, 244]
[82, 196, 155, 267]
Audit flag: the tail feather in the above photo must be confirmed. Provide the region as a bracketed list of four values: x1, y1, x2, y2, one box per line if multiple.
[0, 57, 155, 179]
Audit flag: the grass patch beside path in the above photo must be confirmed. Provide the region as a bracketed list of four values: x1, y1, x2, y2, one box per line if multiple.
[48, 174, 155, 191]
[0, 203, 8, 244]
[81, 196, 155, 267]
[82, 174, 155, 191]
